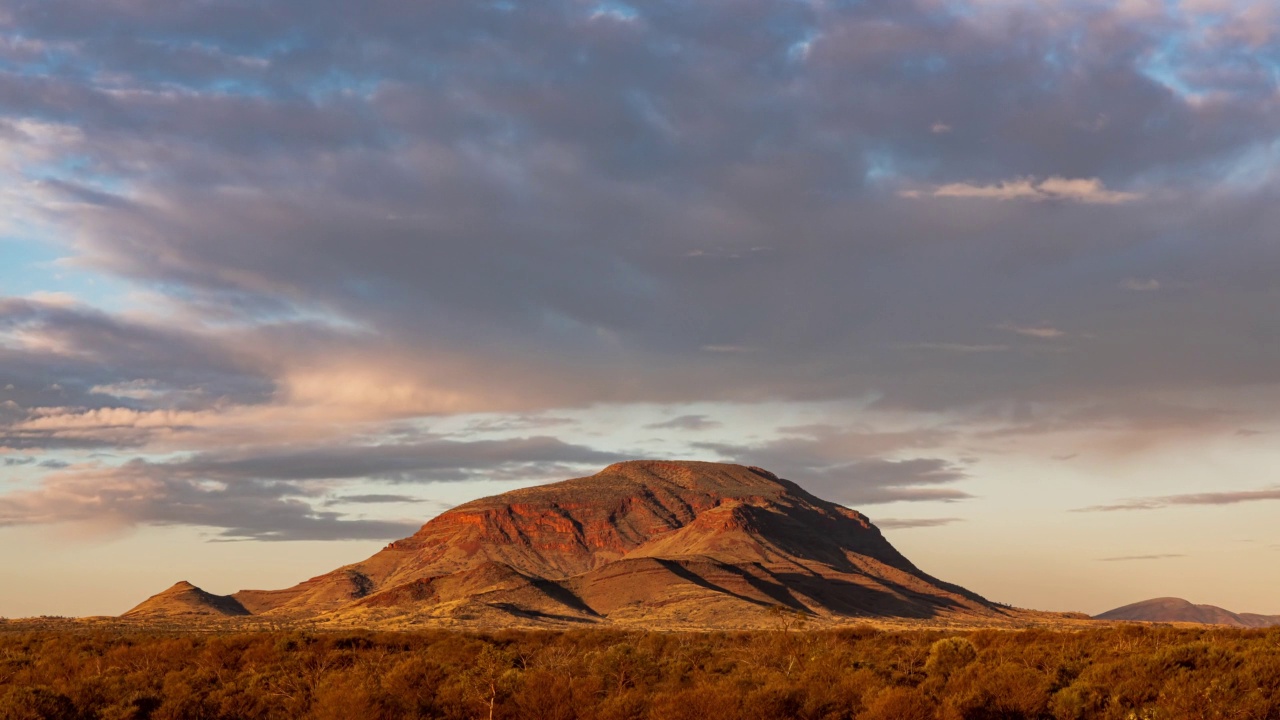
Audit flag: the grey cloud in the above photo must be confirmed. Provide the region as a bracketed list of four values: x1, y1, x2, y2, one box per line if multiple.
[464, 415, 577, 433]
[169, 435, 627, 483]
[0, 0, 1279, 443]
[696, 423, 952, 467]
[0, 460, 420, 542]
[325, 494, 424, 505]
[0, 299, 272, 416]
[693, 425, 970, 506]
[645, 415, 722, 431]
[976, 397, 1243, 446]
[0, 435, 626, 539]
[1077, 487, 1280, 512]
[1120, 278, 1161, 292]
[215, 519, 418, 542]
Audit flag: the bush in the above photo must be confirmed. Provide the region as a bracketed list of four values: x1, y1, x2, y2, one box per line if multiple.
[926, 637, 978, 681]
[0, 686, 79, 720]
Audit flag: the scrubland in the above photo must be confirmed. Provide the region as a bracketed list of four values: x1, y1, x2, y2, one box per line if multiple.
[1, 623, 1278, 719]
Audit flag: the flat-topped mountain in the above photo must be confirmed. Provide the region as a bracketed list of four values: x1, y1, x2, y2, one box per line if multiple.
[1095, 597, 1280, 628]
[125, 460, 1013, 628]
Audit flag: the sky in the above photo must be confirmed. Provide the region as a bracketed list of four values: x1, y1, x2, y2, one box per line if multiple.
[2, 0, 1280, 618]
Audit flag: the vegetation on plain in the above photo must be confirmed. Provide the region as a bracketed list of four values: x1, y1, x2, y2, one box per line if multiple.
[1, 624, 1279, 719]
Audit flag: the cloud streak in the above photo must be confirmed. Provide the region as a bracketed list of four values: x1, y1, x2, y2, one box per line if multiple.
[874, 517, 964, 530]
[1077, 487, 1280, 512]
[645, 415, 722, 431]
[1097, 554, 1186, 562]
[913, 177, 1141, 204]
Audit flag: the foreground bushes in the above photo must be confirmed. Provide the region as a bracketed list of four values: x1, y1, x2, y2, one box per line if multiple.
[0, 624, 1278, 719]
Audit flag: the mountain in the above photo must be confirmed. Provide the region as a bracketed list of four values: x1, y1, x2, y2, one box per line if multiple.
[125, 460, 1014, 628]
[124, 581, 250, 619]
[1095, 597, 1280, 628]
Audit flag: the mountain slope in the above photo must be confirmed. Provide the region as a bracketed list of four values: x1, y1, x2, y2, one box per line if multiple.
[1095, 597, 1280, 627]
[127, 460, 1012, 628]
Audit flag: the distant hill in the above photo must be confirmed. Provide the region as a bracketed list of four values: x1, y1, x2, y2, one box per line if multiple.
[1095, 597, 1280, 628]
[124, 460, 1031, 629]
[124, 580, 249, 619]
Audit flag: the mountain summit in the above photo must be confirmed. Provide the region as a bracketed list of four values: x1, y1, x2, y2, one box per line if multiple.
[123, 581, 249, 619]
[126, 460, 1009, 628]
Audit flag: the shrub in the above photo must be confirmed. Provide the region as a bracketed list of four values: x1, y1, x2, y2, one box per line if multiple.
[0, 686, 79, 720]
[926, 637, 978, 681]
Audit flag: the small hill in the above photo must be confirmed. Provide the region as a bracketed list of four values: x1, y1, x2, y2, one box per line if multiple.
[126, 460, 1022, 629]
[123, 581, 250, 619]
[1095, 597, 1280, 628]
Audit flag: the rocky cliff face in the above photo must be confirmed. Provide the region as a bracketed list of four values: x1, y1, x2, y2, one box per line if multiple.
[126, 460, 1008, 628]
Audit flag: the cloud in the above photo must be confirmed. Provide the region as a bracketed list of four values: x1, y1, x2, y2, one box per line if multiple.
[1077, 487, 1280, 512]
[899, 343, 1011, 354]
[160, 435, 628, 483]
[324, 494, 425, 505]
[999, 324, 1068, 339]
[873, 517, 963, 529]
[1097, 553, 1186, 561]
[0, 435, 626, 539]
[1120, 278, 1162, 291]
[0, 0, 1279, 542]
[0, 298, 275, 450]
[0, 461, 421, 542]
[1036, 177, 1142, 204]
[927, 178, 1043, 201]
[645, 414, 722, 431]
[464, 415, 577, 433]
[915, 177, 1141, 204]
[0, 0, 1267, 429]
[692, 424, 969, 505]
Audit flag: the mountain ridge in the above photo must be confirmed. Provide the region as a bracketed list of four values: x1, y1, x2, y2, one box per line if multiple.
[124, 460, 1018, 629]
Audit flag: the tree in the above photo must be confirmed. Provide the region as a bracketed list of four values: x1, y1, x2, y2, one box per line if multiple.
[467, 644, 521, 720]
